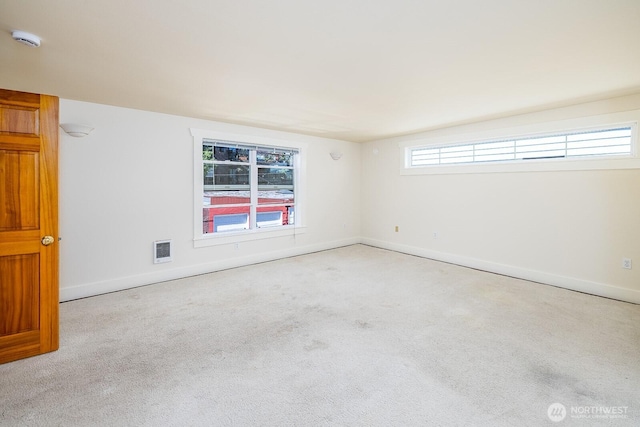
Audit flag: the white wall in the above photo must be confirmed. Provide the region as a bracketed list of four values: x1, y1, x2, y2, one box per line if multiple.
[361, 94, 640, 304]
[60, 95, 640, 304]
[59, 100, 361, 301]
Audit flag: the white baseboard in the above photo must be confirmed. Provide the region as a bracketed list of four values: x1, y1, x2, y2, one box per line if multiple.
[61, 236, 639, 305]
[59, 237, 360, 302]
[361, 238, 640, 305]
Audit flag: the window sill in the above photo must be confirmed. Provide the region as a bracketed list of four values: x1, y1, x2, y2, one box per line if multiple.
[194, 225, 307, 248]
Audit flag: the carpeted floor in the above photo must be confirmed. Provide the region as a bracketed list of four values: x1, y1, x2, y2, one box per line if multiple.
[1, 245, 639, 426]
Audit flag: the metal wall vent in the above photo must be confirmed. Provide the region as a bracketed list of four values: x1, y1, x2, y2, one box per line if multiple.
[154, 240, 172, 264]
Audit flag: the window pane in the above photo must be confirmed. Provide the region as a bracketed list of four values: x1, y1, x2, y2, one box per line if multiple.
[257, 150, 294, 166]
[256, 211, 283, 228]
[516, 150, 565, 160]
[441, 145, 471, 154]
[203, 144, 213, 161]
[258, 189, 294, 205]
[516, 142, 566, 153]
[256, 206, 295, 227]
[477, 141, 514, 150]
[441, 149, 473, 159]
[412, 158, 440, 166]
[475, 153, 514, 162]
[203, 207, 250, 234]
[517, 135, 566, 146]
[288, 206, 295, 225]
[203, 164, 250, 203]
[566, 128, 631, 141]
[203, 164, 251, 206]
[204, 191, 251, 206]
[411, 146, 440, 165]
[208, 164, 250, 188]
[412, 148, 439, 156]
[203, 164, 213, 186]
[440, 156, 474, 164]
[567, 145, 631, 157]
[412, 153, 439, 161]
[566, 137, 631, 150]
[213, 146, 250, 162]
[474, 146, 514, 156]
[258, 167, 293, 188]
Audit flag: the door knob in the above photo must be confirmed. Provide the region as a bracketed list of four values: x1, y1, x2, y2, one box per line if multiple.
[41, 235, 55, 246]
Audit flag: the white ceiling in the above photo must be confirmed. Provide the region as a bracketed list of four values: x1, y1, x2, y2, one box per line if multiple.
[2, 1, 640, 142]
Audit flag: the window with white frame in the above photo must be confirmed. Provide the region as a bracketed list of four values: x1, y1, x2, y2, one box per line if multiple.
[200, 140, 297, 236]
[408, 125, 635, 168]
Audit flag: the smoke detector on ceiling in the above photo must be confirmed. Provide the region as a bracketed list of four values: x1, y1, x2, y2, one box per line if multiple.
[12, 31, 41, 48]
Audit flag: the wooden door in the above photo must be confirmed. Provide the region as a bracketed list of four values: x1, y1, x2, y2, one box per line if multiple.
[0, 89, 59, 364]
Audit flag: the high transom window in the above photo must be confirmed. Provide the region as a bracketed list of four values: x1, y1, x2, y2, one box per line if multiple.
[201, 140, 297, 235]
[409, 125, 634, 168]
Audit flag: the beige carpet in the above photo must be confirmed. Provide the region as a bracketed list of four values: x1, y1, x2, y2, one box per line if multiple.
[1, 245, 638, 426]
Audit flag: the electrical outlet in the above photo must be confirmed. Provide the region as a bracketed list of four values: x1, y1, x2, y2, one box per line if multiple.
[622, 258, 632, 269]
[394, 226, 399, 232]
[433, 232, 438, 239]
[234, 242, 240, 250]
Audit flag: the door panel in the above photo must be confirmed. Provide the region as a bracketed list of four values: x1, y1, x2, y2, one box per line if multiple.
[0, 104, 39, 136]
[0, 89, 58, 364]
[0, 151, 39, 231]
[0, 254, 39, 336]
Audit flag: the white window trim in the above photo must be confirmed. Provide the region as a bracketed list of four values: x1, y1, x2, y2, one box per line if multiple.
[191, 128, 307, 248]
[400, 111, 640, 175]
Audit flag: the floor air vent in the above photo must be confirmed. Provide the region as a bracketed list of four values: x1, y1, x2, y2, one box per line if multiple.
[154, 240, 172, 264]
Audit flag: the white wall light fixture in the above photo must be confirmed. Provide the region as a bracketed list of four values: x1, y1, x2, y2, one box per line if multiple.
[12, 31, 41, 48]
[330, 151, 343, 160]
[60, 123, 94, 137]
